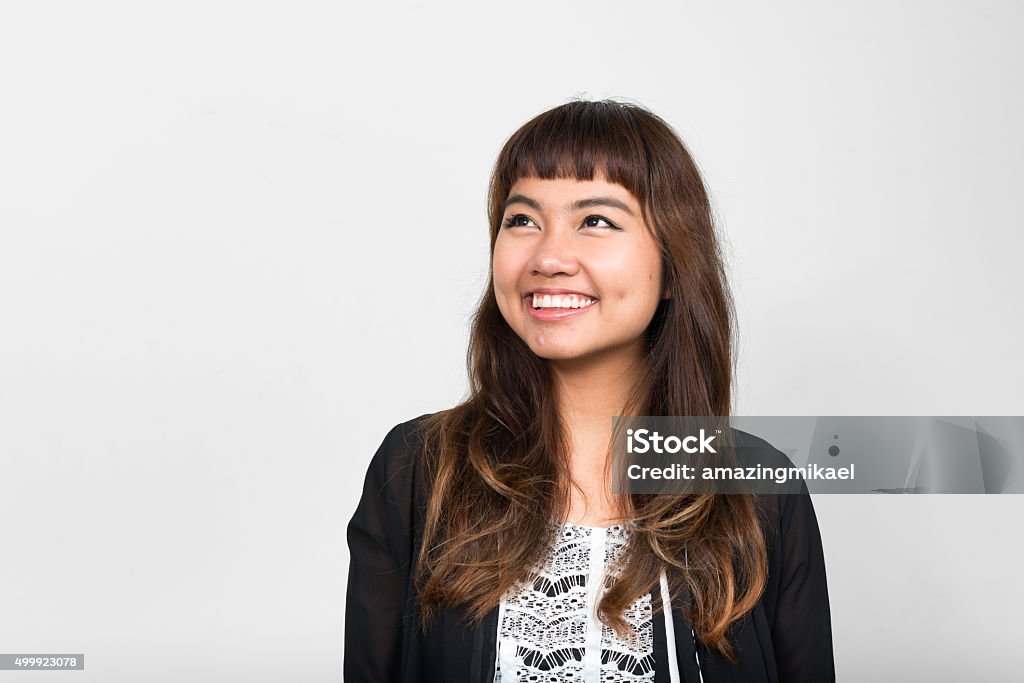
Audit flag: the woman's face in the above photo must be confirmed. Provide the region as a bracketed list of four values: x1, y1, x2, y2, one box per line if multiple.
[493, 174, 666, 366]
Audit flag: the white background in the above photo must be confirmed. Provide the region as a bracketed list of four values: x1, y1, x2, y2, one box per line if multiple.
[1, 1, 1022, 681]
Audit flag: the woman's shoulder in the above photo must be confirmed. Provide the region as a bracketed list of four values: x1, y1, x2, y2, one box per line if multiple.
[377, 412, 436, 454]
[361, 410, 461, 507]
[348, 413, 441, 553]
[729, 427, 813, 530]
[364, 412, 438, 483]
[730, 427, 797, 470]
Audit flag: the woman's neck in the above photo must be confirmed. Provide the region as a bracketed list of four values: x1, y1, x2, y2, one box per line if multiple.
[550, 346, 645, 428]
[550, 346, 646, 526]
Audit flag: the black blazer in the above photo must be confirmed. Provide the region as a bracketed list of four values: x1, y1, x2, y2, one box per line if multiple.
[345, 415, 835, 682]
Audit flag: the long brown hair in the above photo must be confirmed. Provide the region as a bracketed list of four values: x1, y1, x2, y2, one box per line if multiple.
[414, 99, 766, 661]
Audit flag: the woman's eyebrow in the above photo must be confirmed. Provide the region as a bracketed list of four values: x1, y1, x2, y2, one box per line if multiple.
[504, 194, 541, 211]
[503, 194, 635, 216]
[570, 196, 635, 216]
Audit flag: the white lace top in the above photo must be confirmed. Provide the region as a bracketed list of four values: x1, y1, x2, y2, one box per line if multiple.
[494, 522, 658, 682]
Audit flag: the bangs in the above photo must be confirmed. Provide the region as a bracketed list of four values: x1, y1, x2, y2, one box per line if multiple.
[494, 100, 652, 206]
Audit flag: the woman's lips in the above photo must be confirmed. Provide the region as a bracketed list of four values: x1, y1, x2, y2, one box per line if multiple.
[525, 298, 597, 321]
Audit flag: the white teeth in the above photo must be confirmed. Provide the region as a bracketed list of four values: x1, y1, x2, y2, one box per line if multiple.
[531, 294, 596, 309]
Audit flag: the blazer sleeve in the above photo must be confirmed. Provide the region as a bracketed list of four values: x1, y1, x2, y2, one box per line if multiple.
[344, 423, 418, 683]
[770, 479, 835, 682]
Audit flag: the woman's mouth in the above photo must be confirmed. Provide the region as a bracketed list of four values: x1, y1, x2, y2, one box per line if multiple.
[524, 293, 598, 321]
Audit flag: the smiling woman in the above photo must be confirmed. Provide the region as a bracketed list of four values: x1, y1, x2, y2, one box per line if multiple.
[344, 100, 834, 682]
[493, 176, 666, 364]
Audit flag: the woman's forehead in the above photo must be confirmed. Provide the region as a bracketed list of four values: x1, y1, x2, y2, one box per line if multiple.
[506, 174, 641, 206]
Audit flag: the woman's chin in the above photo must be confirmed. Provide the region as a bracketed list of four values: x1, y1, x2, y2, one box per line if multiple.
[527, 344, 585, 361]
[527, 345, 611, 366]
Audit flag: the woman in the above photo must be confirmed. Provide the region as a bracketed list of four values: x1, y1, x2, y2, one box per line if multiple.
[345, 99, 834, 682]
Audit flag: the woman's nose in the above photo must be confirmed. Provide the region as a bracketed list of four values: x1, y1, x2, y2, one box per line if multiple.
[528, 229, 580, 277]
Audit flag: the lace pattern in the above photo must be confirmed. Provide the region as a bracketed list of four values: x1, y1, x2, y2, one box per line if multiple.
[494, 522, 654, 682]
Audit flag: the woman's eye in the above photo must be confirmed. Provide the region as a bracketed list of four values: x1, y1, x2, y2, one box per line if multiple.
[503, 214, 538, 228]
[582, 215, 619, 230]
